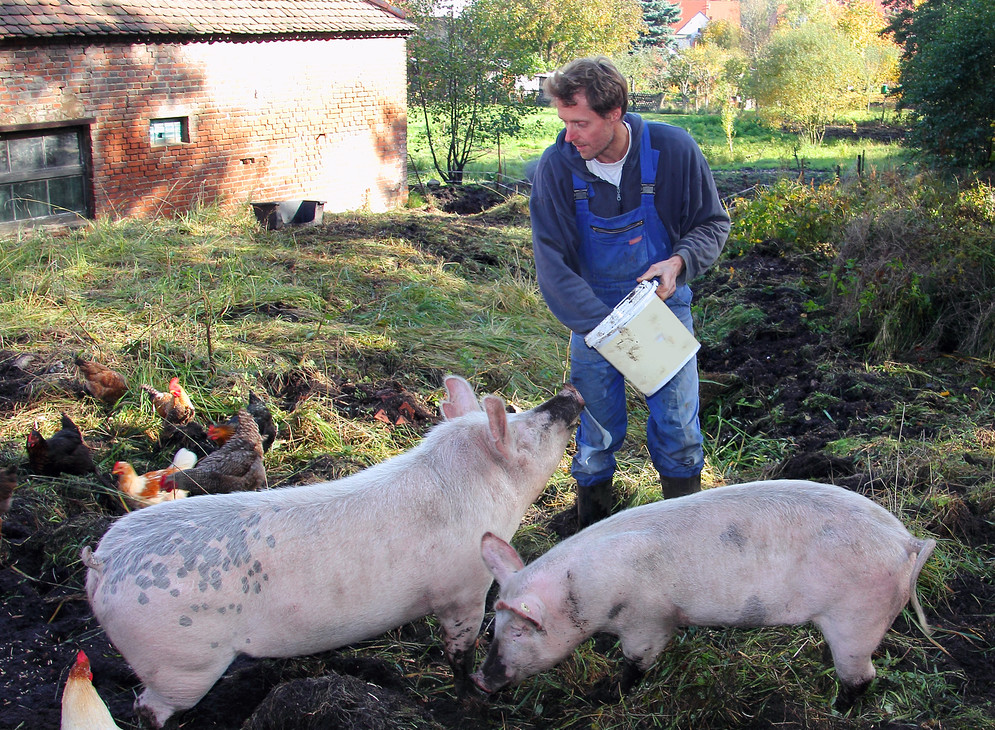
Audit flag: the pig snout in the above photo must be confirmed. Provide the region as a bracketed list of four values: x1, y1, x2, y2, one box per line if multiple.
[470, 648, 511, 694]
[470, 671, 493, 694]
[536, 383, 584, 424]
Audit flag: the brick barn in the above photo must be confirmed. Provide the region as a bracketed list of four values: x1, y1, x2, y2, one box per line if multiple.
[0, 0, 414, 230]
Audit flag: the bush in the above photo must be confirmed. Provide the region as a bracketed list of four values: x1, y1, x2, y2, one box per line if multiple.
[725, 173, 995, 360]
[726, 179, 856, 257]
[829, 174, 995, 358]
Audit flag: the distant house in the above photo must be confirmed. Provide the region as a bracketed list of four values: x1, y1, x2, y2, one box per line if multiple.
[671, 0, 741, 48]
[0, 0, 414, 230]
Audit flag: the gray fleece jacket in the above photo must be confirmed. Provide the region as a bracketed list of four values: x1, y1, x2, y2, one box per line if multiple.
[530, 112, 730, 336]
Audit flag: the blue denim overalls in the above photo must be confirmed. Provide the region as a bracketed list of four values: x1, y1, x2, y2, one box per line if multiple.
[569, 123, 703, 485]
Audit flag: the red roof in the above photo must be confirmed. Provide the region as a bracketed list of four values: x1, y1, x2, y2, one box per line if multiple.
[0, 0, 413, 40]
[670, 0, 741, 30]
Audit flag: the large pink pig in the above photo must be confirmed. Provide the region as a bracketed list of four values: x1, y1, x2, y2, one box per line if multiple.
[473, 480, 935, 711]
[83, 375, 583, 728]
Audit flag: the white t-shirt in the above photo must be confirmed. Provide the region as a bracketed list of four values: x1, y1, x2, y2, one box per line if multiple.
[585, 121, 632, 187]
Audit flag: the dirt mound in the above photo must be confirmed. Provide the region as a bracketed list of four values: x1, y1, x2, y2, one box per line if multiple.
[429, 183, 506, 215]
[243, 673, 442, 730]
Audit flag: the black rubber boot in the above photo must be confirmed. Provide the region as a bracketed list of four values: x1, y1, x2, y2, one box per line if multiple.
[577, 479, 615, 529]
[660, 472, 702, 500]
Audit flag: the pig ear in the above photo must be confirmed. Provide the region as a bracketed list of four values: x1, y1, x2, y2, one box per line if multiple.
[495, 596, 545, 630]
[441, 376, 481, 420]
[482, 396, 513, 458]
[480, 531, 525, 585]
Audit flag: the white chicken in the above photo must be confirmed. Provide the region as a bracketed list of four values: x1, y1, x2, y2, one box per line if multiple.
[61, 650, 122, 729]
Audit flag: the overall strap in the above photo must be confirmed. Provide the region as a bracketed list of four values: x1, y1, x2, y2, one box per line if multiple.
[572, 122, 658, 221]
[572, 172, 591, 225]
[638, 122, 659, 203]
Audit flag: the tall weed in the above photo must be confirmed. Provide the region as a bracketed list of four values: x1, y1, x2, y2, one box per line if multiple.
[830, 174, 995, 359]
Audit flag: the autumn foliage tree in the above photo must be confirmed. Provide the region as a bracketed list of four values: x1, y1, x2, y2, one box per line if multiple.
[830, 0, 899, 111]
[475, 0, 644, 69]
[748, 21, 863, 144]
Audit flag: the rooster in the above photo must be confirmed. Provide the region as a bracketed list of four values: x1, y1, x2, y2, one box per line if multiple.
[142, 376, 196, 425]
[113, 448, 196, 508]
[60, 650, 121, 730]
[208, 392, 277, 452]
[26, 414, 98, 477]
[75, 357, 128, 404]
[162, 409, 266, 495]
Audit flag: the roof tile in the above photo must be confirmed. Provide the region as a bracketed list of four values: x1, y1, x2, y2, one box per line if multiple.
[0, 0, 413, 40]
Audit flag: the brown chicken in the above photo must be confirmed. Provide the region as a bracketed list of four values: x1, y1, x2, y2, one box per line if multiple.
[208, 392, 277, 452]
[162, 409, 266, 495]
[60, 650, 122, 730]
[75, 357, 128, 404]
[113, 448, 196, 508]
[142, 376, 196, 425]
[26, 414, 98, 477]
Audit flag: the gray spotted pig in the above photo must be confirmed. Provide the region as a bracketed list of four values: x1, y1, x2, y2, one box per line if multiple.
[83, 375, 583, 728]
[473, 480, 935, 711]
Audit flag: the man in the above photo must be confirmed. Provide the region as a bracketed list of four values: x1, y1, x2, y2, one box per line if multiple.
[530, 56, 730, 528]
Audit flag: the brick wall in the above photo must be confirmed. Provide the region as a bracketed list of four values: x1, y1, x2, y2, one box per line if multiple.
[0, 36, 409, 217]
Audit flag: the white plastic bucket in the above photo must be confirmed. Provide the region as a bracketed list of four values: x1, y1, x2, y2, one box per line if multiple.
[584, 280, 700, 396]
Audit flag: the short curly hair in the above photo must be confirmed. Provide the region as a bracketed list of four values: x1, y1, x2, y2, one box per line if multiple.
[542, 56, 628, 117]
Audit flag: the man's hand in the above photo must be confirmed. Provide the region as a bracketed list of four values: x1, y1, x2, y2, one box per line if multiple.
[638, 255, 685, 300]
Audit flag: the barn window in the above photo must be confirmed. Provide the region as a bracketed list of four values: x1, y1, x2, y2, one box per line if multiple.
[150, 117, 189, 146]
[0, 123, 92, 227]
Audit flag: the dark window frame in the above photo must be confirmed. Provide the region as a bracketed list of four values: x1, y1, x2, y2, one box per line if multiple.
[0, 119, 95, 230]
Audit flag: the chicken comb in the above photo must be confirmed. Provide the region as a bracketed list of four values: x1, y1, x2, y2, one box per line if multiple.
[72, 650, 93, 681]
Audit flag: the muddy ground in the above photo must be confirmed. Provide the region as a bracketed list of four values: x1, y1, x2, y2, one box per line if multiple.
[1, 174, 993, 729]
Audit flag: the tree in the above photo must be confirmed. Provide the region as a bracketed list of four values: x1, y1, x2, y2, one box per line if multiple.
[699, 20, 749, 101]
[475, 0, 644, 69]
[888, 0, 995, 167]
[739, 0, 780, 56]
[748, 22, 863, 144]
[739, 0, 835, 57]
[830, 0, 900, 110]
[404, 0, 534, 184]
[635, 0, 680, 50]
[613, 47, 671, 94]
[665, 44, 731, 111]
[699, 18, 743, 51]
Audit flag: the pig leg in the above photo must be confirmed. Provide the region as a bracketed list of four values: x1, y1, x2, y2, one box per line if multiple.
[132, 649, 237, 727]
[815, 615, 888, 712]
[437, 604, 486, 695]
[616, 621, 676, 694]
[618, 658, 646, 695]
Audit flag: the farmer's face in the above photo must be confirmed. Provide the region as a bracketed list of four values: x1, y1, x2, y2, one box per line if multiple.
[556, 91, 624, 163]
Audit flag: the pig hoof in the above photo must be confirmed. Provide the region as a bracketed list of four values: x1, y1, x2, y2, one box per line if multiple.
[833, 679, 871, 713]
[618, 660, 645, 697]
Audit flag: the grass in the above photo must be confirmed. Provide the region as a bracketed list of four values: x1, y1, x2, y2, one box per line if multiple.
[2, 173, 993, 729]
[407, 106, 913, 183]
